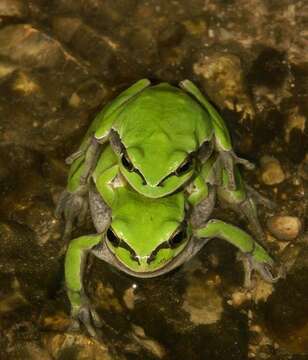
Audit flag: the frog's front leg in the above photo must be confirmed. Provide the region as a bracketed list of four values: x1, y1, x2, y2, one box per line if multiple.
[187, 176, 216, 228]
[180, 79, 254, 190]
[65, 233, 104, 338]
[195, 219, 281, 287]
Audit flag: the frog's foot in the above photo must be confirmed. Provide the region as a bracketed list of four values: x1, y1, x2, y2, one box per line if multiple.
[65, 136, 93, 165]
[245, 185, 276, 210]
[234, 194, 267, 245]
[238, 251, 282, 288]
[70, 301, 103, 339]
[219, 151, 255, 190]
[55, 186, 88, 241]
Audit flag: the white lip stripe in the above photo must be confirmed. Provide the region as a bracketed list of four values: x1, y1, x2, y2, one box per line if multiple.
[135, 255, 150, 261]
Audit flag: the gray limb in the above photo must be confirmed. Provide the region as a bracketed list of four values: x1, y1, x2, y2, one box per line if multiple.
[237, 197, 264, 244]
[217, 188, 266, 245]
[80, 138, 101, 185]
[198, 141, 214, 164]
[219, 151, 255, 190]
[109, 129, 123, 155]
[65, 136, 93, 165]
[69, 292, 103, 339]
[237, 252, 281, 288]
[55, 185, 89, 241]
[245, 184, 276, 209]
[89, 183, 112, 233]
[190, 186, 216, 228]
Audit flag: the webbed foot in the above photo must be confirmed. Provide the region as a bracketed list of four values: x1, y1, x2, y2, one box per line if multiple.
[55, 186, 88, 241]
[245, 184, 276, 210]
[237, 250, 284, 288]
[70, 297, 103, 339]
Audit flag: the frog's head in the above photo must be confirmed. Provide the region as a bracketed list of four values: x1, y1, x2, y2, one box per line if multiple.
[110, 85, 213, 198]
[104, 188, 190, 274]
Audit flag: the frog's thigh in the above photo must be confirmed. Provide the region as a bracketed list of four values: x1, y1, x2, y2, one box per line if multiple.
[218, 181, 265, 244]
[65, 234, 103, 295]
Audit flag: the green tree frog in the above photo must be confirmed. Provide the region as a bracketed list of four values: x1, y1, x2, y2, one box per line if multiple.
[57, 80, 254, 239]
[60, 144, 280, 338]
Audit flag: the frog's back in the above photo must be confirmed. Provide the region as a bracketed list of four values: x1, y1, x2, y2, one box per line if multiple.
[113, 83, 212, 148]
[111, 83, 213, 186]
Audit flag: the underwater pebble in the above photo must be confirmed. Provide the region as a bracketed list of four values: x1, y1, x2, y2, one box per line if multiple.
[0, 25, 65, 69]
[0, 62, 16, 82]
[131, 324, 166, 359]
[40, 311, 71, 332]
[267, 216, 301, 241]
[123, 286, 136, 310]
[12, 71, 40, 95]
[193, 53, 255, 120]
[43, 333, 113, 360]
[251, 279, 274, 303]
[182, 279, 223, 325]
[230, 290, 251, 307]
[285, 106, 306, 143]
[0, 0, 28, 19]
[260, 156, 285, 185]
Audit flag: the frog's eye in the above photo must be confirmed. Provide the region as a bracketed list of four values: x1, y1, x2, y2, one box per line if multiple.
[175, 158, 193, 176]
[106, 228, 120, 247]
[168, 228, 186, 248]
[121, 152, 134, 172]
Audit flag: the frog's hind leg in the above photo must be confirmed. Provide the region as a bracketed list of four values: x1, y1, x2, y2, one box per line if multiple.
[217, 166, 273, 244]
[65, 233, 104, 338]
[195, 219, 281, 286]
[56, 185, 89, 241]
[180, 79, 254, 190]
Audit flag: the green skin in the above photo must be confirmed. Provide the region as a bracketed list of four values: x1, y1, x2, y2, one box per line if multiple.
[61, 145, 279, 338]
[58, 80, 254, 239]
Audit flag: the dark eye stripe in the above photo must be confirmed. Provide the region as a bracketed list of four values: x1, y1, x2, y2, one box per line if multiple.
[106, 227, 139, 262]
[157, 156, 195, 187]
[147, 223, 187, 263]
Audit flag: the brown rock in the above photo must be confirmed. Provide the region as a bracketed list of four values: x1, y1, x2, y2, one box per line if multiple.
[0, 0, 28, 19]
[0, 25, 65, 69]
[193, 53, 255, 121]
[267, 216, 302, 241]
[260, 156, 285, 185]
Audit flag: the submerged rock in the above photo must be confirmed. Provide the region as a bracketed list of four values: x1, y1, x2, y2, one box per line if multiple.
[193, 53, 255, 121]
[0, 0, 28, 19]
[0, 25, 65, 69]
[182, 277, 223, 325]
[267, 216, 302, 241]
[260, 156, 285, 186]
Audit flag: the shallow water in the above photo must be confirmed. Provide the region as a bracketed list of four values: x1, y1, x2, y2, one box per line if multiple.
[0, 1, 307, 359]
